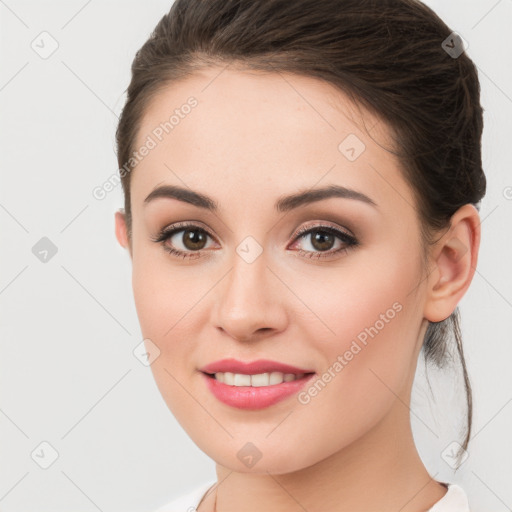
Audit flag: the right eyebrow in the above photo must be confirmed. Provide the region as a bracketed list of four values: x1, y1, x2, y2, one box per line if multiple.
[144, 185, 218, 211]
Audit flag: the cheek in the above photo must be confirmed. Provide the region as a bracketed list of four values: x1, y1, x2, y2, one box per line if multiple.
[131, 258, 205, 420]
[131, 242, 206, 338]
[131, 256, 203, 411]
[292, 246, 423, 403]
[271, 257, 424, 465]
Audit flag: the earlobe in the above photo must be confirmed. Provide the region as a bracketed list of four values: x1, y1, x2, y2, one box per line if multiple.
[424, 204, 481, 322]
[115, 209, 131, 256]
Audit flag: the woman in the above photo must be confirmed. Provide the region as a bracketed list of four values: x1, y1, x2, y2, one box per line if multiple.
[114, 0, 486, 510]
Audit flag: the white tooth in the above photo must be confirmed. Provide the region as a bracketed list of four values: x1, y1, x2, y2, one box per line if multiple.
[234, 373, 252, 386]
[223, 372, 235, 385]
[269, 371, 285, 385]
[251, 373, 270, 387]
[213, 371, 301, 386]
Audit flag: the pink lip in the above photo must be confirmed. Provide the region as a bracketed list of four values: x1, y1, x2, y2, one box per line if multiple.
[199, 358, 315, 375]
[201, 372, 316, 410]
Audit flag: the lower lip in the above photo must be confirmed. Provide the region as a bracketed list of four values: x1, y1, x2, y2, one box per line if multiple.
[201, 372, 316, 410]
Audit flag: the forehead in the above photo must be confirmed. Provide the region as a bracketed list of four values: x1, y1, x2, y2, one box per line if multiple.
[130, 66, 413, 215]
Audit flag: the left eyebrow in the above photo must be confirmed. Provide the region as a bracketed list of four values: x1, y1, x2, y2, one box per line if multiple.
[143, 184, 377, 212]
[275, 184, 377, 212]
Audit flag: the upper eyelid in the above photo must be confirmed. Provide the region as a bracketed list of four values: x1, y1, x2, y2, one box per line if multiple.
[162, 221, 215, 237]
[293, 222, 355, 238]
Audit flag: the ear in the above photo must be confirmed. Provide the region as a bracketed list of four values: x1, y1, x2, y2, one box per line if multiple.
[115, 209, 132, 258]
[423, 204, 481, 323]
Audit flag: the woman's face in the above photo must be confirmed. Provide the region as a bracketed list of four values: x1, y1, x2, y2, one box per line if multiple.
[116, 67, 432, 473]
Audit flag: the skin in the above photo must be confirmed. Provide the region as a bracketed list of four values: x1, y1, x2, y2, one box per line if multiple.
[115, 65, 480, 512]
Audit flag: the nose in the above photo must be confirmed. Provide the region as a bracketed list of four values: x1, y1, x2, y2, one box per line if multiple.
[211, 247, 288, 342]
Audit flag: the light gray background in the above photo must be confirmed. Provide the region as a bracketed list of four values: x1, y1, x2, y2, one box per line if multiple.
[0, 1, 511, 511]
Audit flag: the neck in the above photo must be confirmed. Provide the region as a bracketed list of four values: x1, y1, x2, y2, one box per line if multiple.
[208, 403, 446, 512]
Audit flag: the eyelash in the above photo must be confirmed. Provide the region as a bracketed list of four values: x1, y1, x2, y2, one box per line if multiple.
[150, 221, 359, 260]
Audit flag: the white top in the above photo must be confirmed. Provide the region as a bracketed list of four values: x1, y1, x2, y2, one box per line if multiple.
[153, 479, 470, 512]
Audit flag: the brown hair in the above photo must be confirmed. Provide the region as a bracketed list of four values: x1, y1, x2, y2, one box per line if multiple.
[116, 0, 486, 457]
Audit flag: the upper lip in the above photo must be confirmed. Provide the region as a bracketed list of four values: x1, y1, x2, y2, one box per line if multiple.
[199, 358, 315, 375]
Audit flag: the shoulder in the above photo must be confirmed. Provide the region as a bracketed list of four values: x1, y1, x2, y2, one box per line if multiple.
[152, 479, 469, 512]
[152, 480, 217, 512]
[427, 483, 471, 512]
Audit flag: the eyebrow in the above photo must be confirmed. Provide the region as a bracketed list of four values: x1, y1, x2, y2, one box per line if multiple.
[143, 184, 377, 212]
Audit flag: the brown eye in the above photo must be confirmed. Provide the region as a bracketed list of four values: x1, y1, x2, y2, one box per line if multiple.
[181, 228, 208, 250]
[151, 222, 217, 259]
[290, 224, 358, 259]
[309, 230, 336, 252]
